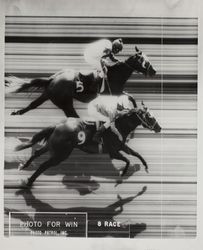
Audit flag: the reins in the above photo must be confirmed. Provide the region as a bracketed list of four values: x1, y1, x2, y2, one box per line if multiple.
[105, 76, 112, 95]
[125, 54, 151, 75]
[124, 61, 136, 71]
[135, 111, 157, 131]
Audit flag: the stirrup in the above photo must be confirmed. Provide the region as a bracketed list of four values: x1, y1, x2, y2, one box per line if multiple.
[100, 77, 106, 93]
[98, 138, 103, 154]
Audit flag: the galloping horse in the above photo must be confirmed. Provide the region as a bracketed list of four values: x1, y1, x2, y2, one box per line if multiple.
[15, 103, 161, 188]
[6, 46, 156, 117]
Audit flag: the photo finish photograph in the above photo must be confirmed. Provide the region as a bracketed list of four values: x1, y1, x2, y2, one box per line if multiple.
[2, 0, 199, 248]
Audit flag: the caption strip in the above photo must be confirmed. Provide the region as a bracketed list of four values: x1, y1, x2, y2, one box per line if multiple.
[9, 212, 131, 237]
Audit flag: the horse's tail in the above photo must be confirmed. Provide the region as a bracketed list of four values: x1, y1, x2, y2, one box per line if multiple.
[15, 126, 55, 151]
[5, 76, 51, 94]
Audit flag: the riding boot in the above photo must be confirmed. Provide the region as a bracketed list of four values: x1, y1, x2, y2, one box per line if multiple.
[93, 124, 106, 143]
[110, 122, 123, 142]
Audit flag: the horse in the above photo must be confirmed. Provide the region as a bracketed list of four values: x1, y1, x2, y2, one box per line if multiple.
[15, 102, 161, 188]
[6, 46, 156, 117]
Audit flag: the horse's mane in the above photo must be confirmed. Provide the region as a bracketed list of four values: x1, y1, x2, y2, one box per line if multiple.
[124, 55, 134, 64]
[115, 109, 137, 124]
[108, 61, 125, 71]
[109, 55, 134, 69]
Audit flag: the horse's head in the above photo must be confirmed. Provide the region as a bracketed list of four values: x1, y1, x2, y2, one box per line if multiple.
[127, 103, 161, 133]
[138, 102, 161, 132]
[125, 46, 156, 77]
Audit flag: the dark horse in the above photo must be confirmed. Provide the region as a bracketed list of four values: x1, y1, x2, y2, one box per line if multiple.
[15, 103, 161, 188]
[6, 46, 156, 117]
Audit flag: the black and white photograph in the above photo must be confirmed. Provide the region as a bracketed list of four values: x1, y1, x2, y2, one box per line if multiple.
[1, 0, 202, 249]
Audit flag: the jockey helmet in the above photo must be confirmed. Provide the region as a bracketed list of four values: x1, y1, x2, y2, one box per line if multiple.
[112, 38, 123, 54]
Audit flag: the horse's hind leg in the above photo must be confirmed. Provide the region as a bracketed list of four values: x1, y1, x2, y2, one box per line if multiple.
[62, 100, 79, 117]
[26, 157, 59, 187]
[64, 108, 79, 118]
[11, 92, 48, 115]
[18, 144, 48, 171]
[26, 146, 74, 187]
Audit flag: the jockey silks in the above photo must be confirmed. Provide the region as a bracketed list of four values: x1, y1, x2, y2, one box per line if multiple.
[88, 94, 135, 123]
[84, 39, 115, 70]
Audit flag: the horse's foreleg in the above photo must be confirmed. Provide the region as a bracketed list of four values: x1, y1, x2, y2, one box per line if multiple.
[18, 145, 48, 171]
[11, 92, 48, 115]
[122, 145, 148, 173]
[110, 151, 130, 177]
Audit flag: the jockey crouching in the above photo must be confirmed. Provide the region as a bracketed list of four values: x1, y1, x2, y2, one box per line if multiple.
[84, 38, 123, 92]
[88, 94, 137, 143]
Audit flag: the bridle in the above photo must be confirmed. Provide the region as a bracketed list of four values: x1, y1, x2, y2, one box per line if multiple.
[125, 53, 151, 75]
[135, 110, 157, 131]
[143, 60, 151, 74]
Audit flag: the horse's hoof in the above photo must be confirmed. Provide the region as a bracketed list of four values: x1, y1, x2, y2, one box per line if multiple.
[20, 179, 32, 189]
[15, 188, 28, 196]
[142, 186, 147, 193]
[11, 111, 18, 115]
[120, 169, 127, 177]
[143, 163, 149, 173]
[115, 178, 123, 187]
[11, 110, 22, 115]
[18, 163, 24, 171]
[145, 168, 149, 174]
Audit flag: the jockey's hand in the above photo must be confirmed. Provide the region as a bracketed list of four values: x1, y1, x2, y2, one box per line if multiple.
[103, 48, 112, 56]
[118, 109, 130, 115]
[114, 109, 129, 121]
[108, 52, 119, 62]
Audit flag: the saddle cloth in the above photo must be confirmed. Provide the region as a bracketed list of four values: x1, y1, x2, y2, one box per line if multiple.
[83, 119, 104, 154]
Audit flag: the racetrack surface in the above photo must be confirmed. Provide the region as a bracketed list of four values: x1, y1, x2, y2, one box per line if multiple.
[4, 16, 197, 238]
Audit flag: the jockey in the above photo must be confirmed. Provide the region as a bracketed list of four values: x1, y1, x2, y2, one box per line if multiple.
[88, 93, 137, 143]
[84, 38, 123, 92]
